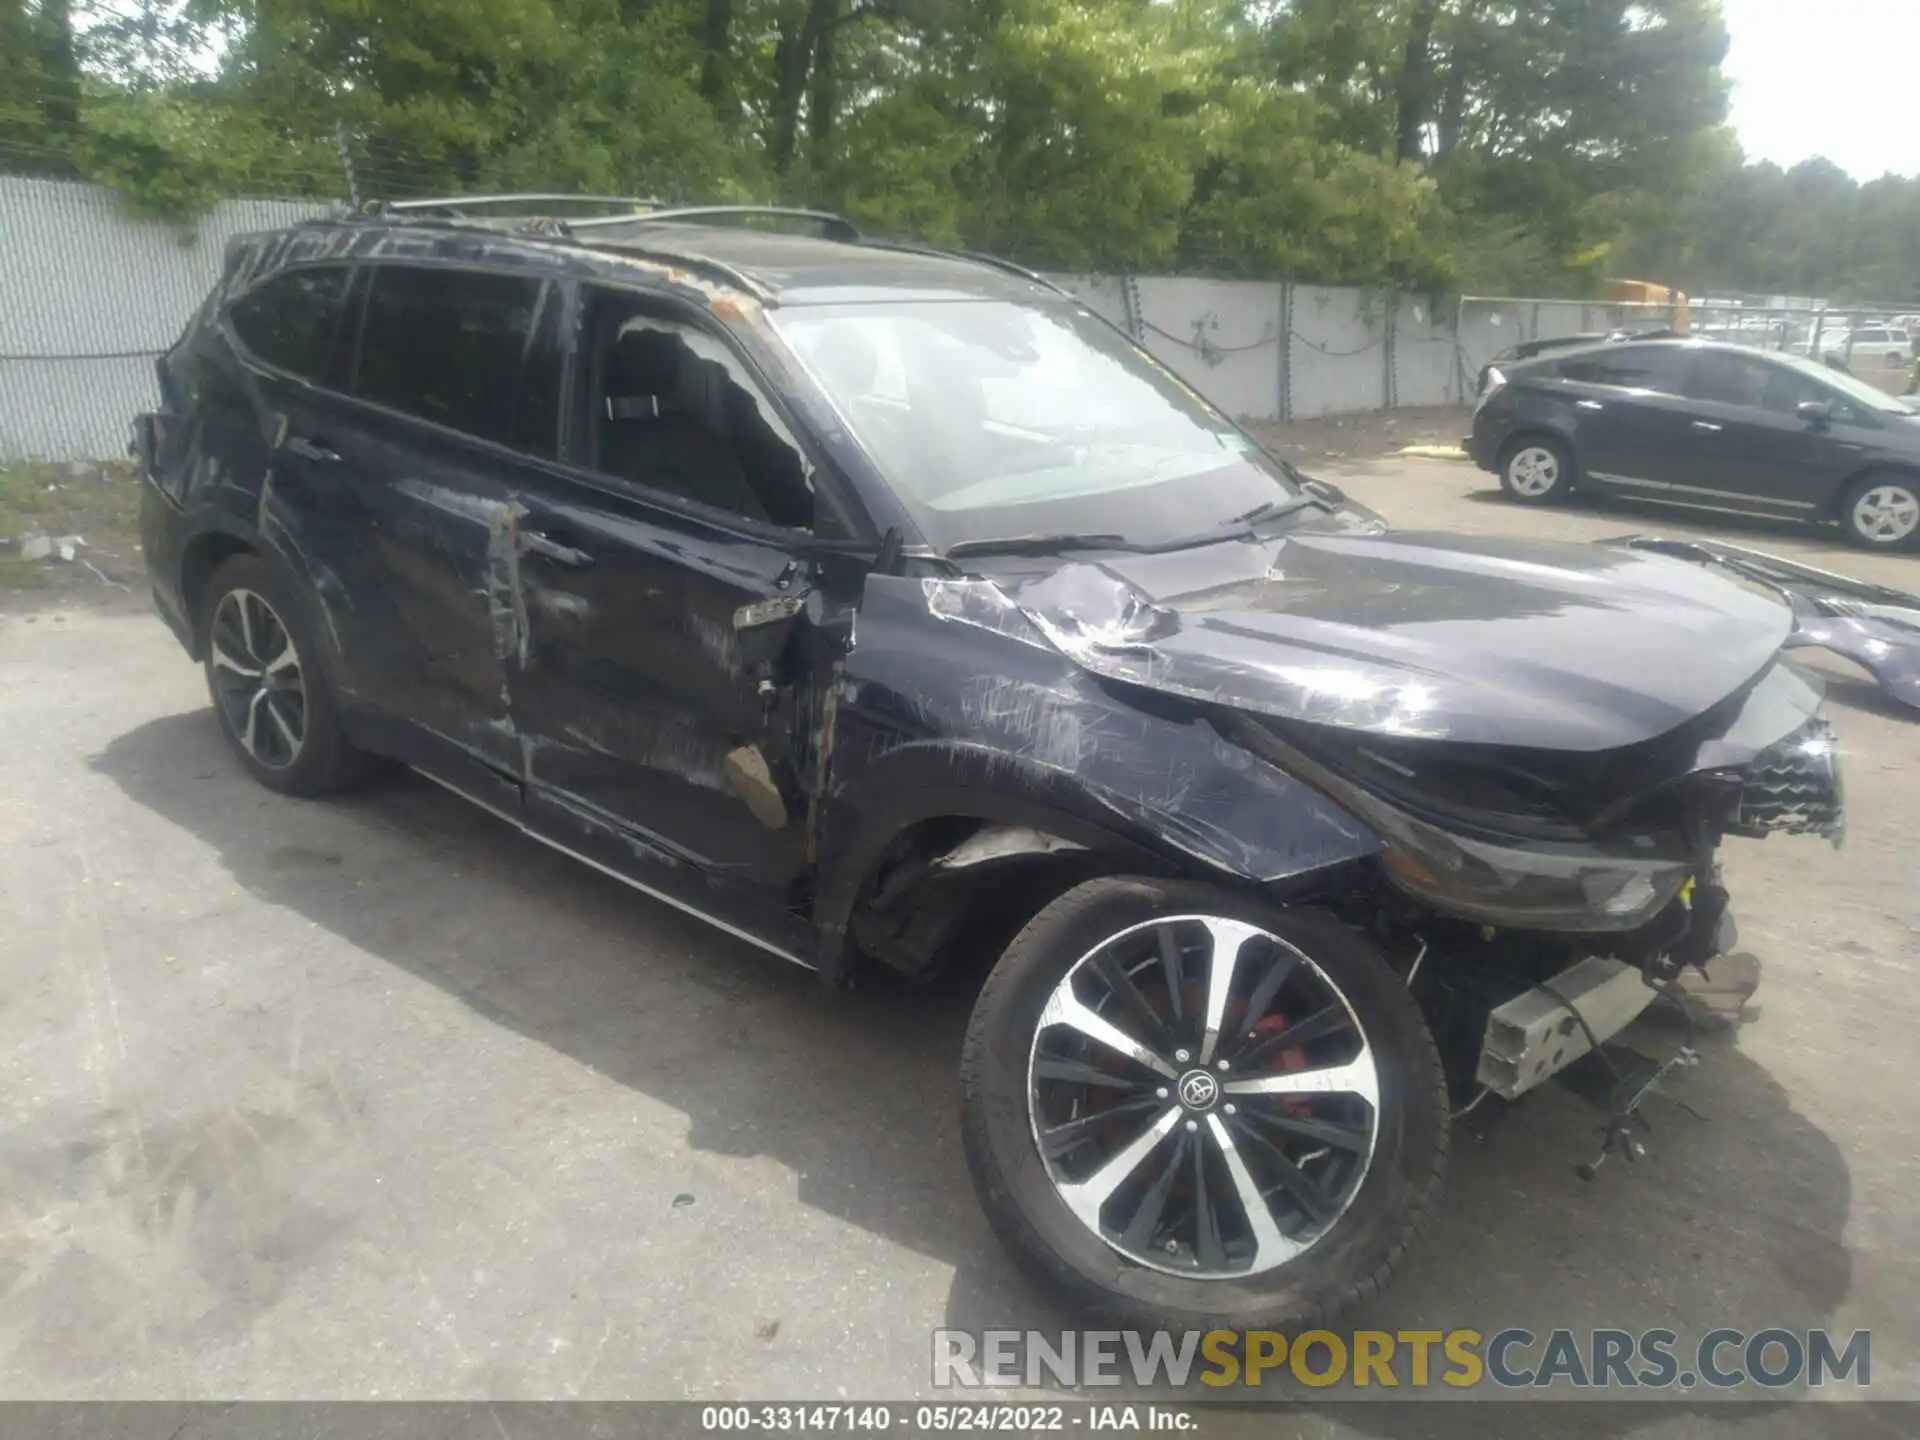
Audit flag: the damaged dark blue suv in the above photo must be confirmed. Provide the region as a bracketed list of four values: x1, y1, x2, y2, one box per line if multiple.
[137, 198, 1844, 1333]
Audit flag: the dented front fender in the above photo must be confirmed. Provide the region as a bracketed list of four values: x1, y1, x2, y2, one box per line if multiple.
[812, 575, 1383, 973]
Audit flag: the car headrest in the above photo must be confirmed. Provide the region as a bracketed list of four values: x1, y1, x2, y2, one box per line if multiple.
[606, 327, 685, 405]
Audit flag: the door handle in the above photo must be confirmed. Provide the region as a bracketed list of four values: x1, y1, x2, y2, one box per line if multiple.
[285, 435, 341, 463]
[521, 529, 595, 567]
[1576, 400, 1604, 411]
[1690, 420, 1723, 432]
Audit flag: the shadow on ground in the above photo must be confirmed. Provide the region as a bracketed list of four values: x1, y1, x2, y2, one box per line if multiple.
[1459, 482, 1822, 543]
[93, 711, 1857, 1431]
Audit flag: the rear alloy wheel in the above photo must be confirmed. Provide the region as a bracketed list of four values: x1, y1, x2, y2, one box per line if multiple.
[202, 554, 364, 795]
[1499, 437, 1572, 504]
[1841, 475, 1920, 551]
[961, 878, 1447, 1331]
[209, 586, 308, 771]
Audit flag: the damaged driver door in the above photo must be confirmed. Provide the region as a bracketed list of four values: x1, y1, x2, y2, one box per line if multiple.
[505, 292, 841, 960]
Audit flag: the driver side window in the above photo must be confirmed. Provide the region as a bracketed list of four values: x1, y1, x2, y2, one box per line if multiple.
[1759, 364, 1849, 422]
[580, 288, 816, 532]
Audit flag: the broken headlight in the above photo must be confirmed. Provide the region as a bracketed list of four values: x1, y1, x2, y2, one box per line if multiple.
[1225, 716, 1692, 932]
[1368, 808, 1692, 932]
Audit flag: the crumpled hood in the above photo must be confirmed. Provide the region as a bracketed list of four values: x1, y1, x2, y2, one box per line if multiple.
[958, 529, 1795, 752]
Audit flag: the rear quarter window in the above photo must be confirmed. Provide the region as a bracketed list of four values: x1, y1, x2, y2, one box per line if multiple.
[1553, 346, 1688, 394]
[227, 266, 357, 383]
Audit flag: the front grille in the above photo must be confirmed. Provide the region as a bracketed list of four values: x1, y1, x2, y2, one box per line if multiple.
[1734, 718, 1845, 842]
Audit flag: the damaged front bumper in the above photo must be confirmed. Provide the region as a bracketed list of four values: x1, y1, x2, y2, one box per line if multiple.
[1476, 954, 1659, 1099]
[1613, 536, 1920, 717]
[1232, 661, 1844, 942]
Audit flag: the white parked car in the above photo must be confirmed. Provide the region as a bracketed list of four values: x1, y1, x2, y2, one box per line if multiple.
[1792, 324, 1913, 370]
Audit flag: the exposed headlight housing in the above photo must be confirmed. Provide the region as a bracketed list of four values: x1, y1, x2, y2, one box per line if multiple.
[1372, 806, 1692, 931]
[1224, 715, 1692, 932]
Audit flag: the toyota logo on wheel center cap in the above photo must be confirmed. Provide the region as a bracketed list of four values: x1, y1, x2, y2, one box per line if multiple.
[1177, 1069, 1219, 1111]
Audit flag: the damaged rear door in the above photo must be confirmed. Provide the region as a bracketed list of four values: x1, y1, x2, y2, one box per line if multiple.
[504, 287, 846, 959]
[321, 260, 566, 790]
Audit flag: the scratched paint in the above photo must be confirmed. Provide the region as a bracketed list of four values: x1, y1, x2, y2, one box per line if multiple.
[824, 575, 1384, 887]
[483, 500, 531, 672]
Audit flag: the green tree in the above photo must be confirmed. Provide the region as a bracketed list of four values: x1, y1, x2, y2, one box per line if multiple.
[12, 0, 1905, 301]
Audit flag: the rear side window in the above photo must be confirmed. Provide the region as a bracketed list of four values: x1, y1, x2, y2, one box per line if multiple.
[354, 266, 559, 455]
[1554, 346, 1687, 393]
[228, 266, 355, 382]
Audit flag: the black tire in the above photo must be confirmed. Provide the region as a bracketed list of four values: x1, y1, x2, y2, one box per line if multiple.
[1497, 434, 1574, 504]
[960, 876, 1448, 1332]
[1838, 472, 1920, 552]
[200, 552, 364, 795]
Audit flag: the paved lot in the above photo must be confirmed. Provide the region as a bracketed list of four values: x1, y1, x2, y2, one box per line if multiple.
[2, 459, 1918, 1428]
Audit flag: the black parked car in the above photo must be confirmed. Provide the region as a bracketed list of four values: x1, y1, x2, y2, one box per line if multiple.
[137, 200, 1843, 1332]
[1468, 336, 1920, 550]
[1472, 326, 1680, 397]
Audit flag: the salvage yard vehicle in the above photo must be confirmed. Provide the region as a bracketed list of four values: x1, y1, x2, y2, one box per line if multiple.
[137, 198, 1846, 1333]
[1468, 336, 1920, 549]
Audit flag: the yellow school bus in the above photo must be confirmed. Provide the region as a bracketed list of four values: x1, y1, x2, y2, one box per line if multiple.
[1602, 279, 1691, 333]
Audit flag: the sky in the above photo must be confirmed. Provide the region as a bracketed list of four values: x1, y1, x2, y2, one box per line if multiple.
[1721, 0, 1917, 180]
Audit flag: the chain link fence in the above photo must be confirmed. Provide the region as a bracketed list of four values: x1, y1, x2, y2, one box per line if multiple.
[0, 176, 327, 461]
[6, 172, 1915, 462]
[1051, 275, 1472, 423]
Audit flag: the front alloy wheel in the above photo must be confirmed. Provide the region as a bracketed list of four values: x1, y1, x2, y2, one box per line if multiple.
[1842, 476, 1920, 550]
[962, 879, 1448, 1331]
[1031, 916, 1379, 1278]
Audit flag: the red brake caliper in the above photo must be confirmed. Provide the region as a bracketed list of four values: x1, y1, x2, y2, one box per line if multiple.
[1245, 1009, 1313, 1113]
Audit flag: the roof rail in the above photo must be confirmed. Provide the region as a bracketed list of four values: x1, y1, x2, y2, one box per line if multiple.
[384, 194, 661, 215]
[858, 238, 1068, 296]
[568, 205, 863, 241]
[577, 240, 779, 303]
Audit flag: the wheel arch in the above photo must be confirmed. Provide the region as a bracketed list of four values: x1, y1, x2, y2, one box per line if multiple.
[177, 516, 351, 690]
[812, 772, 1179, 988]
[810, 744, 1378, 988]
[1829, 460, 1920, 520]
[179, 526, 258, 656]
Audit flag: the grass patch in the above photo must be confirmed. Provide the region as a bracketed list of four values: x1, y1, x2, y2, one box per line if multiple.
[0, 556, 48, 588]
[0, 459, 147, 604]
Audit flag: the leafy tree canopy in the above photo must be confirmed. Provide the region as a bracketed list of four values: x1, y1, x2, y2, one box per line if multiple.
[1, 0, 1912, 298]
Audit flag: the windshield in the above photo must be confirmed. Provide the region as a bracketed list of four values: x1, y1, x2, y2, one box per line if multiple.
[770, 299, 1304, 551]
[1775, 351, 1917, 415]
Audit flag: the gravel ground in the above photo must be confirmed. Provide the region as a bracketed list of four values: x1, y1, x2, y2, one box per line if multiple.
[1, 455, 1916, 1432]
